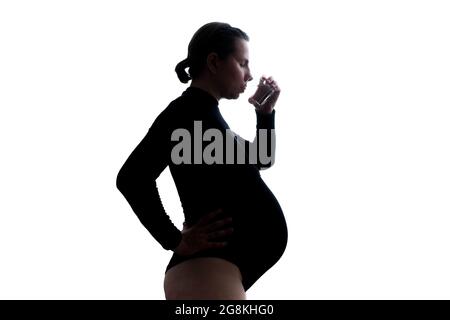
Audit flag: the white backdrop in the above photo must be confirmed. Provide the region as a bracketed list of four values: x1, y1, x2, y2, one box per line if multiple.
[1, 0, 449, 299]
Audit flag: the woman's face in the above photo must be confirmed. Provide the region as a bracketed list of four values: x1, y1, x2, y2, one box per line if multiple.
[216, 38, 253, 100]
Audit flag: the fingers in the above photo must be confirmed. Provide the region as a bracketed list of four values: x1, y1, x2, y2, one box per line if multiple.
[203, 215, 233, 241]
[261, 75, 273, 83]
[206, 226, 234, 240]
[196, 208, 224, 227]
[203, 216, 233, 233]
[207, 241, 229, 249]
[193, 208, 234, 252]
[261, 76, 280, 92]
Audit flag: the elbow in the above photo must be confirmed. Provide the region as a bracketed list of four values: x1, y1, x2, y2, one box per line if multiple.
[116, 165, 152, 195]
[116, 170, 125, 193]
[116, 166, 132, 193]
[116, 168, 138, 201]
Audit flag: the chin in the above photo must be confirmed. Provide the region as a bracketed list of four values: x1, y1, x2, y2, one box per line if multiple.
[224, 92, 240, 100]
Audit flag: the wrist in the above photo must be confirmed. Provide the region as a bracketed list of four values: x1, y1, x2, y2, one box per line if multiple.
[256, 107, 274, 115]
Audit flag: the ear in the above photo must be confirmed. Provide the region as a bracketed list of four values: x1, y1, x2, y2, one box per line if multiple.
[206, 52, 220, 74]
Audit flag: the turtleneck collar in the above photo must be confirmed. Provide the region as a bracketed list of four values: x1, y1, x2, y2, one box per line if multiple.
[182, 86, 219, 107]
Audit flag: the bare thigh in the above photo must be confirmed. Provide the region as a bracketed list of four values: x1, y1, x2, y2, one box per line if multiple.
[164, 257, 246, 300]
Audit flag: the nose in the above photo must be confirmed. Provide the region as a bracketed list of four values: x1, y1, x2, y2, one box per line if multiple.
[246, 73, 253, 83]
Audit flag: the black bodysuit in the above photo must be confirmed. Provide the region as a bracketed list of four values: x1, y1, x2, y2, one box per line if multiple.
[116, 86, 288, 291]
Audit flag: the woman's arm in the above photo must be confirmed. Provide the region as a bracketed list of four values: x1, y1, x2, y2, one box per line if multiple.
[233, 109, 276, 170]
[116, 112, 182, 251]
[244, 76, 280, 170]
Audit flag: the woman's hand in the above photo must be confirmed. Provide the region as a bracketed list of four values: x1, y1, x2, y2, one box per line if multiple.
[173, 208, 233, 256]
[248, 76, 281, 114]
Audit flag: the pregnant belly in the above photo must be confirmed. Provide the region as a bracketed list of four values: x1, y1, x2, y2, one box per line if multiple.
[226, 179, 288, 269]
[172, 174, 288, 291]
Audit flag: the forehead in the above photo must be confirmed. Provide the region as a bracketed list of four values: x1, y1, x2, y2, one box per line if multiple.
[232, 38, 249, 59]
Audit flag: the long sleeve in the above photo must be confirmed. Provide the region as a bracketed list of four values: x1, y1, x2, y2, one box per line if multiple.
[233, 109, 276, 170]
[116, 113, 182, 251]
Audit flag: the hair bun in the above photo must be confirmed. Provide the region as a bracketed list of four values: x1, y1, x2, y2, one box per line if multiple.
[175, 58, 192, 83]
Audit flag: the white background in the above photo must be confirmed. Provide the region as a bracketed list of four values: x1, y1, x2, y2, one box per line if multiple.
[1, 0, 449, 299]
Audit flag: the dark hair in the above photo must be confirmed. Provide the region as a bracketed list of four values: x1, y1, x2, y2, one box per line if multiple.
[175, 22, 249, 83]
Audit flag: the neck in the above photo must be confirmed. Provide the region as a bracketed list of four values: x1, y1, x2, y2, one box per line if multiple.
[190, 78, 221, 102]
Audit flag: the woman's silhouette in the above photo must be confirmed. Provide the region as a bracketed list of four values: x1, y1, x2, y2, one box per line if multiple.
[116, 22, 288, 299]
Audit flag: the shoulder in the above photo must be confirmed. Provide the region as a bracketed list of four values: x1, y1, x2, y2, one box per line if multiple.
[149, 91, 191, 130]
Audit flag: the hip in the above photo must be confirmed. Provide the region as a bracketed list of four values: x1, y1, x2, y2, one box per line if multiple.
[164, 257, 245, 300]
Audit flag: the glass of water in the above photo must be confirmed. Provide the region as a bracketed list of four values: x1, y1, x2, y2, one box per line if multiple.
[249, 77, 275, 108]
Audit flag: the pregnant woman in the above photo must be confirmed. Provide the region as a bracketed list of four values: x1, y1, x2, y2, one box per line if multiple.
[116, 22, 288, 299]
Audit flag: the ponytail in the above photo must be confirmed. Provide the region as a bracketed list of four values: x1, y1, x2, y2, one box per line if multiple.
[175, 58, 191, 83]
